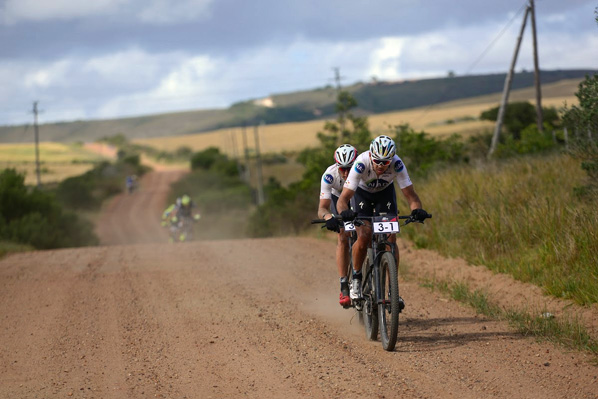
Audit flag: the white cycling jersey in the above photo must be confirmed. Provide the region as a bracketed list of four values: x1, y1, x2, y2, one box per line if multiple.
[319, 163, 346, 200]
[344, 151, 412, 193]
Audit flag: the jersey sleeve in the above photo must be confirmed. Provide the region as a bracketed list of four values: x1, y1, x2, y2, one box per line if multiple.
[320, 171, 334, 199]
[393, 158, 413, 189]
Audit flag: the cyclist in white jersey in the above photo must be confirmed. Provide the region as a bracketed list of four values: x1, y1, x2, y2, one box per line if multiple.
[317, 144, 358, 307]
[336, 135, 429, 306]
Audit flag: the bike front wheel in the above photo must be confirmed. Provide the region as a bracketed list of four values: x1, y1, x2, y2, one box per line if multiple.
[362, 249, 378, 341]
[378, 251, 400, 351]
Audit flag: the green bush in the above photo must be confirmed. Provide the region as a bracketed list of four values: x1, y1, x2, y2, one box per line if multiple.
[55, 160, 148, 210]
[480, 101, 559, 140]
[0, 168, 98, 249]
[392, 124, 467, 176]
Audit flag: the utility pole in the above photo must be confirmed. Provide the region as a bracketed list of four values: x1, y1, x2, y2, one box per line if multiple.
[253, 121, 265, 205]
[31, 101, 42, 187]
[529, 0, 543, 133]
[333, 67, 346, 143]
[488, 6, 531, 158]
[241, 122, 251, 184]
[230, 130, 244, 179]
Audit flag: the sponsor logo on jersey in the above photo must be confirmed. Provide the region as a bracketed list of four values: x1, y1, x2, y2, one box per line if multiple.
[354, 162, 366, 173]
[394, 159, 404, 172]
[366, 179, 389, 190]
[323, 174, 334, 184]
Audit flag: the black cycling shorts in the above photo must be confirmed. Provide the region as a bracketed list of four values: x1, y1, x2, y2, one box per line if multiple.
[353, 184, 397, 217]
[331, 194, 356, 215]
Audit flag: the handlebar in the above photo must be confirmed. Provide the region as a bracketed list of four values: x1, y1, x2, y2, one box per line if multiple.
[311, 213, 432, 226]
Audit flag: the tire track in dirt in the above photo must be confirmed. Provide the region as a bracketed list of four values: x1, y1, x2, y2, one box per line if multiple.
[2, 170, 597, 399]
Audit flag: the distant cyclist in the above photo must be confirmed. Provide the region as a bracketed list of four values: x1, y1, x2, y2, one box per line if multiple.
[336, 135, 429, 309]
[317, 144, 358, 307]
[161, 195, 200, 224]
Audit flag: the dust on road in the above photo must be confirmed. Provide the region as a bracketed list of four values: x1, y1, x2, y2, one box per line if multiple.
[1, 171, 596, 399]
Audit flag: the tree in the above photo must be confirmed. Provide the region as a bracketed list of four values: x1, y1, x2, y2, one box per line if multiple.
[562, 74, 598, 198]
[480, 101, 559, 140]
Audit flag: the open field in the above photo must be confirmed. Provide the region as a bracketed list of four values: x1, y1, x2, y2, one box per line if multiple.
[135, 80, 579, 156]
[0, 142, 112, 185]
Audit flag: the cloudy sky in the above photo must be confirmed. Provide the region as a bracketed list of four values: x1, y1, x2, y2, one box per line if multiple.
[1, 0, 597, 126]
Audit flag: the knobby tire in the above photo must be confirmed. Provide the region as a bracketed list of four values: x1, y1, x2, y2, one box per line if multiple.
[362, 249, 378, 341]
[378, 251, 399, 351]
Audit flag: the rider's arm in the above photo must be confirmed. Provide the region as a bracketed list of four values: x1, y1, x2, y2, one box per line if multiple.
[400, 184, 423, 211]
[336, 187, 355, 213]
[317, 198, 334, 220]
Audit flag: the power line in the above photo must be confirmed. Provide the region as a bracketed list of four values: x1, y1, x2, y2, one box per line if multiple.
[415, 0, 529, 121]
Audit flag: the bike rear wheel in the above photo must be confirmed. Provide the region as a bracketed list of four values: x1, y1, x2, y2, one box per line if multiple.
[362, 249, 378, 341]
[378, 251, 399, 351]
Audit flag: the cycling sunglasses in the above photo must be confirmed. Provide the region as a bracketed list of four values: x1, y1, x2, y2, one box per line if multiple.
[372, 158, 391, 166]
[339, 166, 352, 172]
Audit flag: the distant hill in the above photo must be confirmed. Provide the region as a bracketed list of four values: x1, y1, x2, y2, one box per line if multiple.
[0, 69, 595, 144]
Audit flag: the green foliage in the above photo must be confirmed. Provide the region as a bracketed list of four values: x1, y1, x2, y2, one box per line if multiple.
[190, 147, 240, 177]
[248, 91, 373, 237]
[407, 154, 598, 305]
[55, 159, 148, 210]
[168, 168, 253, 240]
[391, 124, 467, 176]
[480, 101, 559, 139]
[493, 124, 558, 157]
[0, 168, 98, 249]
[562, 73, 598, 198]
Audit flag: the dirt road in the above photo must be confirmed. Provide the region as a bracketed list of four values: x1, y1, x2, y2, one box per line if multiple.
[1, 171, 597, 399]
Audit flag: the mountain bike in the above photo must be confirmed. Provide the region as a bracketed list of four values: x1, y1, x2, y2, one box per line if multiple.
[312, 211, 431, 351]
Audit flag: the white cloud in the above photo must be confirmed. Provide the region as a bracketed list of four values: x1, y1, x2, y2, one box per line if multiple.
[24, 60, 72, 88]
[367, 38, 405, 81]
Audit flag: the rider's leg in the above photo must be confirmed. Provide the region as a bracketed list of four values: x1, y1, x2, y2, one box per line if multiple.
[336, 230, 350, 278]
[352, 222, 372, 273]
[338, 230, 351, 306]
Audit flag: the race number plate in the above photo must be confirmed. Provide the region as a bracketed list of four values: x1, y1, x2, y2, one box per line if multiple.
[373, 221, 400, 233]
[343, 221, 400, 233]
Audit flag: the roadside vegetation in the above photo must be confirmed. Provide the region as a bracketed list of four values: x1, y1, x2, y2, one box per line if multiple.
[418, 278, 598, 357]
[167, 147, 253, 240]
[0, 168, 98, 251]
[0, 146, 150, 256]
[247, 72, 598, 310]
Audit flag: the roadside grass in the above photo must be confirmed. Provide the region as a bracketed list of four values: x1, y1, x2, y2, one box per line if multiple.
[405, 152, 598, 306]
[135, 94, 576, 155]
[0, 142, 105, 163]
[0, 241, 34, 259]
[418, 277, 598, 358]
[0, 162, 97, 185]
[0, 142, 109, 185]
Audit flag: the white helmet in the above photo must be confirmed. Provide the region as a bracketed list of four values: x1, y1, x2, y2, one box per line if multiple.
[334, 144, 358, 168]
[370, 135, 396, 161]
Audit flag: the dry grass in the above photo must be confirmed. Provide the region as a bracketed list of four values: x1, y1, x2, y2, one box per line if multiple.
[0, 162, 98, 185]
[0, 142, 110, 185]
[135, 82, 578, 156]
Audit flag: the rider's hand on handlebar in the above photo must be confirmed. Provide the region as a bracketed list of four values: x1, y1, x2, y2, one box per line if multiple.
[325, 217, 341, 233]
[340, 209, 357, 222]
[410, 208, 429, 222]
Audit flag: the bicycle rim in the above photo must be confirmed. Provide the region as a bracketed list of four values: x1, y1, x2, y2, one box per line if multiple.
[378, 251, 399, 351]
[362, 249, 378, 340]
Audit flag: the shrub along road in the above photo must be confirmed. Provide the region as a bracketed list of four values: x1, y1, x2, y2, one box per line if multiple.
[0, 171, 596, 398]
